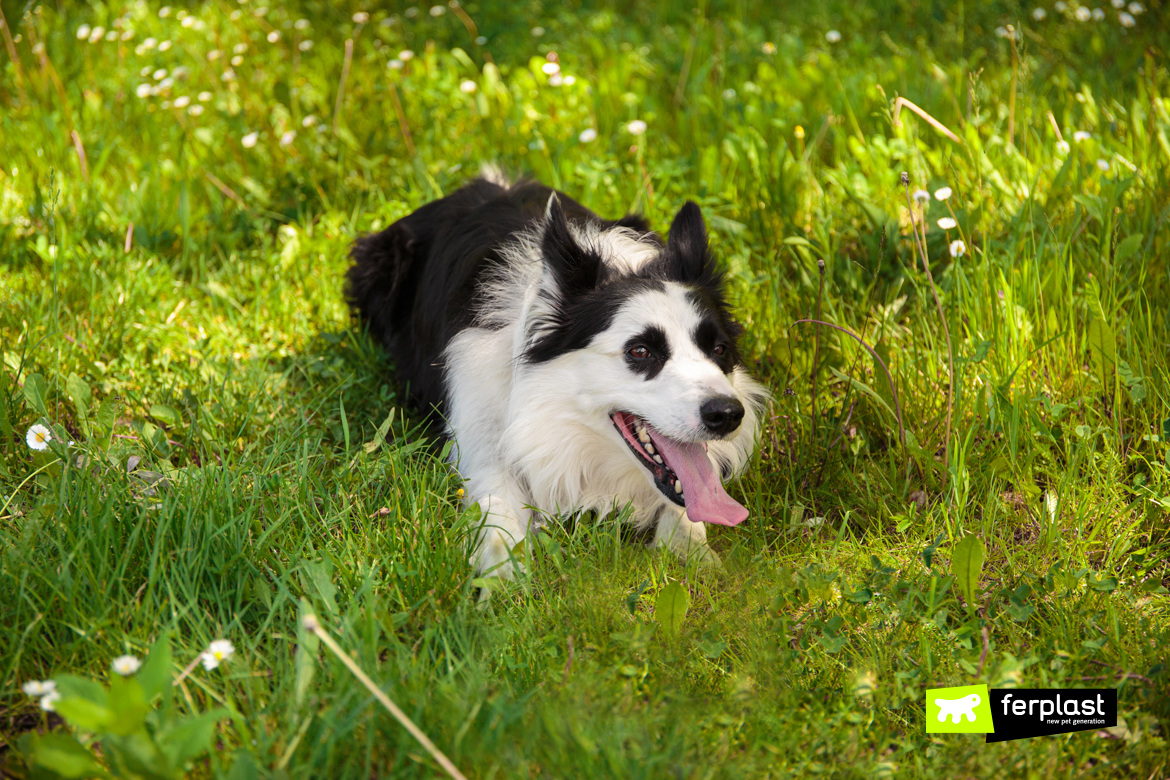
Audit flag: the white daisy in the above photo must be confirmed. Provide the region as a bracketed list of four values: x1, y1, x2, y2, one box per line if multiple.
[302, 114, 318, 127]
[825, 29, 841, 43]
[627, 119, 647, 135]
[578, 128, 598, 143]
[475, 36, 487, 45]
[267, 31, 280, 43]
[1111, 0, 1124, 7]
[198, 91, 212, 102]
[153, 68, 167, 80]
[299, 40, 313, 51]
[242, 132, 259, 148]
[1074, 130, 1091, 141]
[949, 239, 967, 257]
[1096, 159, 1110, 171]
[158, 40, 172, 51]
[22, 679, 56, 697]
[531, 26, 545, 37]
[762, 42, 776, 54]
[26, 424, 52, 451]
[158, 5, 171, 17]
[142, 37, 157, 49]
[77, 24, 91, 40]
[353, 11, 370, 23]
[1091, 8, 1105, 20]
[201, 639, 235, 670]
[136, 83, 152, 98]
[459, 79, 477, 93]
[1075, 6, 1091, 20]
[1119, 11, 1135, 25]
[40, 691, 61, 711]
[913, 189, 930, 204]
[173, 96, 190, 108]
[232, 56, 243, 66]
[1032, 7, 1048, 19]
[548, 73, 564, 86]
[1057, 140, 1070, 154]
[937, 217, 958, 230]
[112, 655, 142, 676]
[280, 131, 296, 146]
[1128, 2, 1144, 13]
[1055, 0, 1067, 9]
[388, 58, 403, 70]
[934, 186, 953, 200]
[429, 5, 445, 15]
[398, 49, 414, 61]
[188, 105, 204, 116]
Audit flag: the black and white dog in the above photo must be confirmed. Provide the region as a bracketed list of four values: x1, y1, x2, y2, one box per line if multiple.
[347, 169, 766, 580]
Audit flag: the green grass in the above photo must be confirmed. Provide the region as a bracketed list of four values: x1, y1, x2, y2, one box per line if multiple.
[2, 1, 1169, 777]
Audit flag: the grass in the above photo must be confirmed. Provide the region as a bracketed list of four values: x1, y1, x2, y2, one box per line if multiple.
[1, 0, 1169, 777]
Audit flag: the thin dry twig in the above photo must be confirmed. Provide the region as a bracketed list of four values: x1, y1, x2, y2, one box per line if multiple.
[124, 222, 134, 253]
[303, 615, 469, 780]
[388, 81, 416, 156]
[70, 131, 89, 182]
[893, 97, 963, 145]
[333, 38, 354, 136]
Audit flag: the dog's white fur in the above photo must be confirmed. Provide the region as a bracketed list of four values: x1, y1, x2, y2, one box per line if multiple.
[444, 206, 768, 580]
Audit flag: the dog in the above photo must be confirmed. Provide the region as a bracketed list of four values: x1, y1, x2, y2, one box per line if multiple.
[346, 169, 766, 580]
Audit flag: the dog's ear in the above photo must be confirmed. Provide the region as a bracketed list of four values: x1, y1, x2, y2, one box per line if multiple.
[541, 193, 602, 299]
[664, 201, 710, 282]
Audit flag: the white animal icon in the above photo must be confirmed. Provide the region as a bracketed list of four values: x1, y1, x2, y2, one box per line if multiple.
[935, 693, 981, 723]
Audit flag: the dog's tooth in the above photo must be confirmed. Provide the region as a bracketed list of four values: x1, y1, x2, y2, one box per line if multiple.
[674, 480, 682, 494]
[644, 441, 655, 455]
[637, 429, 650, 443]
[653, 454, 663, 464]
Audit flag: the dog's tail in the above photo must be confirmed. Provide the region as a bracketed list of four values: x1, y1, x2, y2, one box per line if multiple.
[345, 221, 416, 352]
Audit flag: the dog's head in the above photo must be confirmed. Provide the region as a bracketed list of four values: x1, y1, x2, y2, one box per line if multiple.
[522, 197, 764, 526]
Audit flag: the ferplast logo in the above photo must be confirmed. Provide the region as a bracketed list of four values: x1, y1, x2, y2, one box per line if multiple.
[926, 684, 994, 734]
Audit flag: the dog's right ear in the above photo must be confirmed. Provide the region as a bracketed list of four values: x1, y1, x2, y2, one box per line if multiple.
[540, 193, 602, 300]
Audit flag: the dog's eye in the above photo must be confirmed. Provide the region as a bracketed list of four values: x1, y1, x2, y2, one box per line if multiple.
[628, 345, 650, 360]
[714, 344, 727, 357]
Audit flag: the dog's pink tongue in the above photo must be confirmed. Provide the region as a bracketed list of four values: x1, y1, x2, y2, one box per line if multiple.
[650, 434, 748, 527]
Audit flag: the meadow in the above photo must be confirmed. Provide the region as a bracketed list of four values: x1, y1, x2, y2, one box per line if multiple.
[1, 0, 1169, 777]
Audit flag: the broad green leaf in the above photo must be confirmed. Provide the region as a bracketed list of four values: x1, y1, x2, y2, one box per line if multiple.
[137, 632, 173, 702]
[951, 534, 985, 609]
[782, 236, 815, 248]
[225, 750, 261, 780]
[96, 398, 120, 438]
[1114, 233, 1144, 261]
[66, 373, 92, 437]
[107, 675, 149, 736]
[845, 587, 873, 604]
[55, 675, 109, 706]
[150, 404, 182, 428]
[304, 560, 338, 615]
[22, 372, 49, 416]
[655, 581, 690, 640]
[1087, 319, 1115, 386]
[54, 697, 115, 732]
[30, 733, 107, 779]
[1087, 574, 1118, 593]
[159, 708, 229, 769]
[295, 599, 320, 707]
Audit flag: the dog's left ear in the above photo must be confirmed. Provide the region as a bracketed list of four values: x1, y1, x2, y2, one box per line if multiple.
[541, 193, 602, 299]
[664, 201, 710, 282]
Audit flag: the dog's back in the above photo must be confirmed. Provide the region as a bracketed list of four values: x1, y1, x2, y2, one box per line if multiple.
[347, 176, 632, 413]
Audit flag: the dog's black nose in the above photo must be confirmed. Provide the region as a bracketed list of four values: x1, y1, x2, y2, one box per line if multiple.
[700, 396, 745, 436]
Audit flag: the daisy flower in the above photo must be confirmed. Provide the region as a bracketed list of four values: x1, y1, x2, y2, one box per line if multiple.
[1091, 8, 1105, 20]
[934, 186, 953, 200]
[280, 131, 296, 146]
[937, 217, 958, 230]
[242, 132, 259, 148]
[459, 79, 477, 94]
[1119, 11, 1135, 25]
[198, 91, 212, 102]
[302, 114, 318, 127]
[762, 42, 776, 54]
[77, 24, 91, 40]
[299, 40, 313, 51]
[40, 691, 61, 711]
[295, 19, 310, 30]
[188, 105, 205, 116]
[1032, 7, 1048, 19]
[353, 11, 370, 23]
[913, 189, 930, 204]
[398, 49, 415, 61]
[173, 96, 190, 108]
[825, 30, 841, 43]
[541, 61, 560, 75]
[23, 679, 56, 697]
[1074, 130, 1091, 141]
[531, 26, 545, 37]
[1075, 6, 1091, 20]
[1111, 0, 1124, 6]
[27, 424, 52, 451]
[1128, 2, 1144, 12]
[136, 83, 152, 98]
[112, 655, 142, 676]
[578, 128, 597, 143]
[1096, 159, 1110, 171]
[201, 639, 235, 670]
[429, 5, 445, 15]
[949, 239, 967, 258]
[627, 119, 647, 135]
[267, 31, 280, 43]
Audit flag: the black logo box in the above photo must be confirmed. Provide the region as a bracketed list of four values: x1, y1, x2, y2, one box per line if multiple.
[987, 689, 1117, 743]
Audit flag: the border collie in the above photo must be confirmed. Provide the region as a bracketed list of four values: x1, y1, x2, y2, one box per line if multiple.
[347, 169, 766, 580]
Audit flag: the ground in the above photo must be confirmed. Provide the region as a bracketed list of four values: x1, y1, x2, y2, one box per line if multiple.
[1, 1, 1168, 778]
